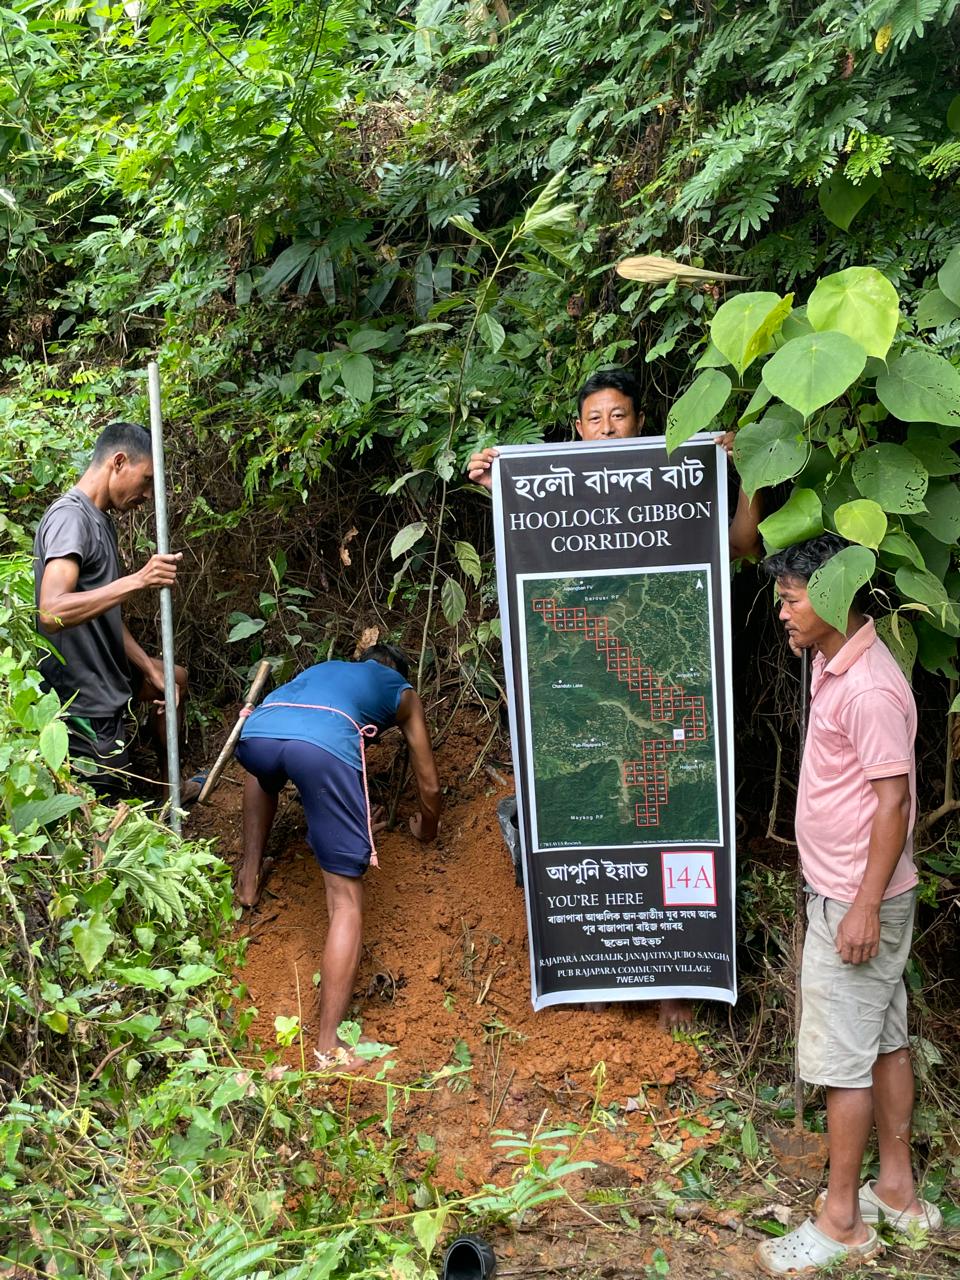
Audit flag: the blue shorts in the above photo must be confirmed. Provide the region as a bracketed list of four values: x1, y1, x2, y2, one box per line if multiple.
[235, 736, 371, 878]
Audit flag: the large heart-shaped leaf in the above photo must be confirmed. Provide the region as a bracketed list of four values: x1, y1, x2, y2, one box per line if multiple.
[817, 170, 880, 231]
[834, 499, 887, 550]
[852, 444, 928, 513]
[910, 479, 960, 545]
[761, 330, 866, 419]
[695, 342, 729, 369]
[819, 466, 861, 522]
[666, 370, 732, 453]
[907, 523, 952, 579]
[781, 308, 813, 342]
[904, 427, 960, 476]
[710, 292, 788, 375]
[937, 245, 960, 308]
[758, 488, 823, 550]
[895, 565, 948, 606]
[732, 407, 809, 500]
[807, 545, 876, 631]
[876, 350, 960, 427]
[807, 267, 899, 359]
[915, 288, 960, 330]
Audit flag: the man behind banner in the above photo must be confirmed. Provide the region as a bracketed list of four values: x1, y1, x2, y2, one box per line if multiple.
[467, 366, 761, 1030]
[755, 534, 939, 1277]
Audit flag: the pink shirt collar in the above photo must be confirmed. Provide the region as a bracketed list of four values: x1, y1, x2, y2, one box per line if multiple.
[821, 617, 877, 677]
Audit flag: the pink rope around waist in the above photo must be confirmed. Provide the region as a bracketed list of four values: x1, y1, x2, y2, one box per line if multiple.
[240, 701, 381, 867]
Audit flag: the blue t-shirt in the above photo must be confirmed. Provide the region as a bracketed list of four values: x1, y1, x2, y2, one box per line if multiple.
[240, 660, 411, 769]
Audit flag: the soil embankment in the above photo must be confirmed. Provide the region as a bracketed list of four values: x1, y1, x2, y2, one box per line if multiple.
[193, 714, 702, 1195]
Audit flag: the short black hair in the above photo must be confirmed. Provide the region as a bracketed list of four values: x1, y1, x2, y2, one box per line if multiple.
[358, 642, 410, 679]
[763, 532, 850, 586]
[577, 367, 643, 418]
[92, 421, 152, 465]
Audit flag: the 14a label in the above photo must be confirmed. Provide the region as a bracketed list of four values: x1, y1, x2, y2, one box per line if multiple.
[661, 851, 717, 906]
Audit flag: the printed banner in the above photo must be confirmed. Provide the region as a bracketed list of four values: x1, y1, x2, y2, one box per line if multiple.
[492, 437, 736, 1009]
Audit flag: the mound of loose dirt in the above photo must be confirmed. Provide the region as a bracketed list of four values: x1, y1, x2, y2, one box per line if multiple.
[192, 714, 703, 1195]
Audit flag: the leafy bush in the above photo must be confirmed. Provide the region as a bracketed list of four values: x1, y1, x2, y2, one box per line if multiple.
[665, 262, 960, 677]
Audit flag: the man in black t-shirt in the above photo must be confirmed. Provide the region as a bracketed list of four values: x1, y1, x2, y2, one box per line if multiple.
[33, 421, 187, 799]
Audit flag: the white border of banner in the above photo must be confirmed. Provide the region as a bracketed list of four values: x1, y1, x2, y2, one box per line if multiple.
[492, 435, 737, 1009]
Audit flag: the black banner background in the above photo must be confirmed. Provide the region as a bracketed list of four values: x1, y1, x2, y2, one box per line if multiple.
[492, 436, 737, 1009]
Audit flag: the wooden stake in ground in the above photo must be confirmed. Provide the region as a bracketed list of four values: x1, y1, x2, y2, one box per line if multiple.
[197, 661, 272, 805]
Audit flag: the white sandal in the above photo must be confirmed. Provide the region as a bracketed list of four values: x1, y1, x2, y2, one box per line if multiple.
[859, 1180, 942, 1231]
[813, 1181, 943, 1232]
[756, 1219, 881, 1275]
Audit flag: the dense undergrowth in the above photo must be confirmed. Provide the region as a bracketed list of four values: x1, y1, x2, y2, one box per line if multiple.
[1, 556, 597, 1276]
[2, 0, 960, 1274]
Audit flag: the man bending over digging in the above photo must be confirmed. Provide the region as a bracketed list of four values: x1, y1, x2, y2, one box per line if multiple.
[467, 366, 762, 1031]
[234, 644, 441, 1069]
[756, 534, 939, 1276]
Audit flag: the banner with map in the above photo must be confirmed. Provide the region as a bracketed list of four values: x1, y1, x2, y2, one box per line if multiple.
[492, 436, 736, 1009]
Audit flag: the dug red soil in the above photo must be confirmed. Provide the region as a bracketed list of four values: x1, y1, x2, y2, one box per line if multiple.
[189, 714, 960, 1279]
[194, 711, 703, 1196]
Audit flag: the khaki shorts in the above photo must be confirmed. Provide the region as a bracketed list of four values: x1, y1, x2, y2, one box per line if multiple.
[799, 888, 915, 1089]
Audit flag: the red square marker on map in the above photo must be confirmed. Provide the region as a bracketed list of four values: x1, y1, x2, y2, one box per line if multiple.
[661, 851, 717, 906]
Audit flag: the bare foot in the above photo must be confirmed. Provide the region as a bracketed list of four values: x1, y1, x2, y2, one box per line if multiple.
[658, 999, 695, 1032]
[236, 865, 263, 908]
[314, 1037, 382, 1074]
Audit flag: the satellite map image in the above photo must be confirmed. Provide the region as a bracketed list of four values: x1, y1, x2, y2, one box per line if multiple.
[521, 570, 720, 847]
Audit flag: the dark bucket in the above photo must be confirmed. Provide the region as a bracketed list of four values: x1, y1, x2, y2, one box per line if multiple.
[442, 1234, 497, 1280]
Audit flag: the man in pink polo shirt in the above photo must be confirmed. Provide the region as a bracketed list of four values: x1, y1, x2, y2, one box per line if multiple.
[755, 534, 940, 1276]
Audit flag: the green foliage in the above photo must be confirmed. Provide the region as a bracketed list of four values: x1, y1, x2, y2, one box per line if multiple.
[761, 331, 867, 420]
[808, 545, 877, 631]
[0, 553, 583, 1275]
[711, 294, 789, 376]
[758, 489, 824, 550]
[685, 262, 960, 666]
[733, 409, 809, 500]
[876, 350, 960, 426]
[666, 370, 732, 454]
[1, 2, 959, 1268]
[807, 268, 900, 359]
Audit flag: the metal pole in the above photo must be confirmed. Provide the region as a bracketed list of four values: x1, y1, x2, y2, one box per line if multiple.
[792, 646, 811, 1132]
[147, 361, 181, 833]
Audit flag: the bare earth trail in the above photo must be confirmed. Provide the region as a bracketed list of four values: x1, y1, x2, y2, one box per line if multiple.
[190, 717, 958, 1279]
